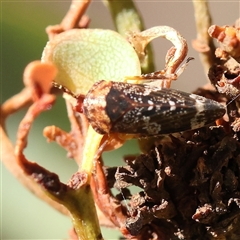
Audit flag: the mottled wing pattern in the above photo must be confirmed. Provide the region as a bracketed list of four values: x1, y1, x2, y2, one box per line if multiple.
[83, 81, 226, 135]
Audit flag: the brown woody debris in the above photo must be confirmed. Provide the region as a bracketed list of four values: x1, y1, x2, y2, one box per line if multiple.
[208, 20, 240, 60]
[103, 125, 240, 239]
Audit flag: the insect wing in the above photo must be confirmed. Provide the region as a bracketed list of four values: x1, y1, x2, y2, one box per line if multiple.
[106, 83, 225, 135]
[83, 81, 226, 136]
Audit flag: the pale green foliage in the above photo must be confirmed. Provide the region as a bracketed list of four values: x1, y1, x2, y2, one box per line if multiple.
[42, 29, 141, 95]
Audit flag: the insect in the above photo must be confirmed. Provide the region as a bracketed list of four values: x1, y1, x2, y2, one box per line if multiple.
[82, 80, 226, 136]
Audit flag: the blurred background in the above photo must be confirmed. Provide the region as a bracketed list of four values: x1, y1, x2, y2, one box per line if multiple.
[1, 1, 239, 239]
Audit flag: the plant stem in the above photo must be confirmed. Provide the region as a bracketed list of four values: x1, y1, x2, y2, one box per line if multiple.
[64, 187, 103, 240]
[103, 0, 155, 73]
[192, 0, 216, 76]
[80, 126, 104, 178]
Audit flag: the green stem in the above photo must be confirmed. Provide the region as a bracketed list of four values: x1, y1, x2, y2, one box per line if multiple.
[80, 126, 103, 176]
[72, 126, 104, 239]
[103, 0, 155, 73]
[44, 126, 104, 240]
[65, 187, 103, 240]
[44, 184, 103, 240]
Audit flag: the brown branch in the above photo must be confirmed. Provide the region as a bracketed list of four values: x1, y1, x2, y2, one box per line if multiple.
[46, 0, 91, 39]
[91, 157, 133, 239]
[1, 87, 32, 123]
[192, 0, 216, 76]
[43, 100, 89, 165]
[1, 61, 70, 217]
[1, 98, 69, 216]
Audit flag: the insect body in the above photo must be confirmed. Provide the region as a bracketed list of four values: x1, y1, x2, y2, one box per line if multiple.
[83, 80, 225, 136]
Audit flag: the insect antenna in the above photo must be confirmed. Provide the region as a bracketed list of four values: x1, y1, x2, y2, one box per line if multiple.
[226, 91, 240, 107]
[115, 179, 134, 218]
